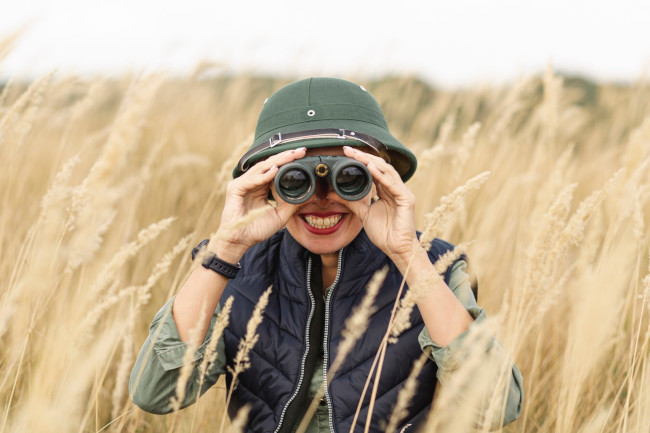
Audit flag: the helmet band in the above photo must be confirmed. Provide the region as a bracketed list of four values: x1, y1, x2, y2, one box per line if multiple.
[236, 128, 390, 173]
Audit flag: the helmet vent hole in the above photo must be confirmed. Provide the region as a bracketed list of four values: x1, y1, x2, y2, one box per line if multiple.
[307, 109, 315, 117]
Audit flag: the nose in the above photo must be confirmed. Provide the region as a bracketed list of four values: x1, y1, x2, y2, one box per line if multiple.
[310, 179, 334, 207]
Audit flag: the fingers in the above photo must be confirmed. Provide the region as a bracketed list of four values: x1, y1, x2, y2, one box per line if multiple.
[343, 146, 413, 204]
[249, 147, 307, 173]
[229, 147, 307, 196]
[343, 146, 396, 174]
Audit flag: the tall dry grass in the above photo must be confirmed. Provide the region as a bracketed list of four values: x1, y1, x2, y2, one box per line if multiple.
[0, 64, 649, 433]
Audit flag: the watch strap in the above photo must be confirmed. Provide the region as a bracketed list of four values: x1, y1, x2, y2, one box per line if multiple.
[191, 239, 241, 279]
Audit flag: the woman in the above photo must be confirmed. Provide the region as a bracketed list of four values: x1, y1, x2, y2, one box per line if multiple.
[130, 78, 523, 432]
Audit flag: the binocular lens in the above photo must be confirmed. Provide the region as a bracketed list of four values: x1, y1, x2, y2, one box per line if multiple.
[277, 168, 311, 199]
[336, 166, 368, 195]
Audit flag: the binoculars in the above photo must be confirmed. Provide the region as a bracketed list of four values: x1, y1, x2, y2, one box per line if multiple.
[274, 156, 373, 204]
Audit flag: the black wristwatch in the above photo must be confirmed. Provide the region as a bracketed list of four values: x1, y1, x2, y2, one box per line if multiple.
[191, 239, 241, 279]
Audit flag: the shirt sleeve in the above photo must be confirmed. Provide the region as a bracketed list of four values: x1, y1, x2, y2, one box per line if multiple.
[129, 296, 228, 414]
[418, 260, 524, 429]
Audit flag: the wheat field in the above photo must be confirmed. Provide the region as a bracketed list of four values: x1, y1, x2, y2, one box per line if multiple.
[0, 64, 649, 433]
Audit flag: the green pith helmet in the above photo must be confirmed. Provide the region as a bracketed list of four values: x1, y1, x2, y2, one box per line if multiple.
[232, 77, 417, 181]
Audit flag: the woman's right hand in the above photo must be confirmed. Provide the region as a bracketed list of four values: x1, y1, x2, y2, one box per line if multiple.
[210, 147, 307, 263]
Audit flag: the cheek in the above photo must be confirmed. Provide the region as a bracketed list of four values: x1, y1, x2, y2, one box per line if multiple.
[347, 215, 363, 232]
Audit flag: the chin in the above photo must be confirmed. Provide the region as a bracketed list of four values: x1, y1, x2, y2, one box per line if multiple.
[299, 238, 349, 255]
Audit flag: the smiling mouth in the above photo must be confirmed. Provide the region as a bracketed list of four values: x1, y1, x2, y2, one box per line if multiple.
[302, 214, 343, 229]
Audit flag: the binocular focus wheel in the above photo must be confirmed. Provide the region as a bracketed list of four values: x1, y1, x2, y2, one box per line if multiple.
[315, 163, 329, 177]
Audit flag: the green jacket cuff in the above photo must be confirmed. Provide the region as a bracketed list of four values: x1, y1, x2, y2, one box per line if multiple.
[418, 306, 492, 371]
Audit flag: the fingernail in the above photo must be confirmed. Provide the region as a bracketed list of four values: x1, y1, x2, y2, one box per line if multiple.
[297, 147, 306, 152]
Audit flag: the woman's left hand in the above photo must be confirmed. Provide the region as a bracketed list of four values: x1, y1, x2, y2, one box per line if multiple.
[338, 146, 421, 263]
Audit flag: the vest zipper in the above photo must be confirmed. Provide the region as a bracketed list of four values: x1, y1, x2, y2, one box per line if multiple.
[323, 248, 344, 433]
[273, 257, 316, 433]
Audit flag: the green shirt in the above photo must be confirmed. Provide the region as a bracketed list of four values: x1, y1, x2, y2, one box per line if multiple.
[129, 260, 524, 431]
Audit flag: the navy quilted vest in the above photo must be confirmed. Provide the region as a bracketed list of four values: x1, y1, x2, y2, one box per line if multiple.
[222, 229, 462, 433]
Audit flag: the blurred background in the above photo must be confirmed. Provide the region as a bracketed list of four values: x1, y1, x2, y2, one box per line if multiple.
[2, 0, 649, 86]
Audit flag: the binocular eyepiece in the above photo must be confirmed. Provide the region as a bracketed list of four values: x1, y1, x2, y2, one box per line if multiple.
[274, 156, 373, 204]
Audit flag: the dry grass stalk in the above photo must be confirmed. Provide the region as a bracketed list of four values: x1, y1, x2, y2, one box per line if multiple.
[622, 115, 650, 178]
[423, 317, 508, 433]
[385, 352, 428, 433]
[80, 234, 191, 335]
[1, 154, 83, 341]
[220, 286, 272, 433]
[0, 72, 52, 144]
[488, 77, 535, 143]
[208, 205, 273, 248]
[296, 267, 388, 433]
[350, 274, 413, 433]
[0, 74, 16, 105]
[6, 315, 126, 433]
[111, 309, 136, 420]
[630, 154, 650, 191]
[199, 296, 234, 381]
[107, 235, 192, 422]
[554, 212, 640, 431]
[531, 143, 575, 224]
[356, 243, 469, 433]
[433, 113, 456, 149]
[134, 234, 193, 307]
[637, 245, 649, 335]
[330, 267, 388, 377]
[72, 77, 162, 200]
[512, 171, 620, 356]
[2, 73, 650, 433]
[170, 300, 210, 412]
[619, 246, 650, 432]
[415, 113, 456, 168]
[420, 172, 490, 249]
[541, 63, 563, 147]
[38, 154, 82, 225]
[65, 77, 163, 272]
[451, 122, 481, 182]
[629, 349, 650, 433]
[542, 173, 618, 291]
[355, 243, 469, 432]
[389, 243, 469, 344]
[229, 286, 271, 374]
[225, 405, 250, 433]
[89, 216, 176, 297]
[187, 296, 234, 432]
[515, 182, 577, 326]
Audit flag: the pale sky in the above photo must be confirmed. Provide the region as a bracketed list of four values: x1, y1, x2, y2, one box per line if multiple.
[1, 0, 649, 87]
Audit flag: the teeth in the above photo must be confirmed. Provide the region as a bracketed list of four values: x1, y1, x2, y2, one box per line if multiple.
[304, 214, 342, 229]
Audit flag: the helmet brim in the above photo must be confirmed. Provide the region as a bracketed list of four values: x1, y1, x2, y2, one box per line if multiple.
[232, 118, 416, 181]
